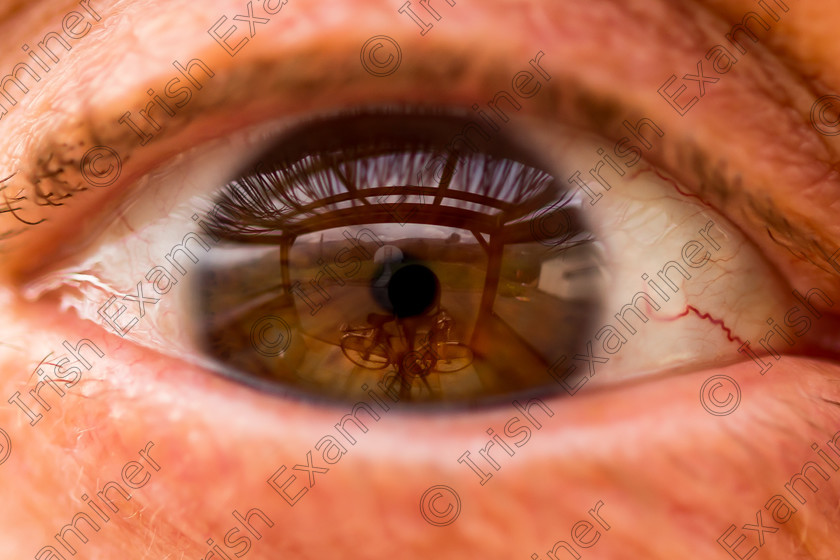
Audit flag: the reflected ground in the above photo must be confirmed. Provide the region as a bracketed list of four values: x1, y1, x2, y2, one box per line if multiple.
[196, 229, 602, 403]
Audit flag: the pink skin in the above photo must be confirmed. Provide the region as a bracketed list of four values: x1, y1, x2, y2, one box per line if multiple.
[0, 1, 839, 559]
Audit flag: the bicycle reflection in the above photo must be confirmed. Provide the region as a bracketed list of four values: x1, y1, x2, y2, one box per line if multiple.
[339, 308, 474, 400]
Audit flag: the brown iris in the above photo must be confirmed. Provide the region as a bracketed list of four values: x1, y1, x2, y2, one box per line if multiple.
[191, 109, 603, 406]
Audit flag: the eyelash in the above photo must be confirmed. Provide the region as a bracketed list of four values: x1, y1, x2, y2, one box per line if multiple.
[208, 147, 556, 239]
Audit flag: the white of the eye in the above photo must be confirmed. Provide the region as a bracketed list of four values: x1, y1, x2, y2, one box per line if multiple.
[24, 118, 795, 385]
[524, 123, 793, 388]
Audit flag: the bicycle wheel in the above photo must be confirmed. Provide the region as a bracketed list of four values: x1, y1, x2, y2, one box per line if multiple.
[431, 342, 474, 373]
[340, 336, 390, 369]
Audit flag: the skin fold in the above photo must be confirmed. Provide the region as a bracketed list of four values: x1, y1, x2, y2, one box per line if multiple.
[0, 0, 838, 559]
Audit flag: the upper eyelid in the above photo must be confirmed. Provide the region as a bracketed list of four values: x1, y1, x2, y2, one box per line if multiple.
[3, 0, 811, 280]
[0, 44, 662, 273]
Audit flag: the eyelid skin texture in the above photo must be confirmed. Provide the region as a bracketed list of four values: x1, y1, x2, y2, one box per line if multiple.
[0, 1, 839, 560]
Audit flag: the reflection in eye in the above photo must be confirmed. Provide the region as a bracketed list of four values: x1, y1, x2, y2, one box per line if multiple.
[192, 110, 604, 404]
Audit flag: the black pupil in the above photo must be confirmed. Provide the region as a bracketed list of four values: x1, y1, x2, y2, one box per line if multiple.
[387, 264, 439, 318]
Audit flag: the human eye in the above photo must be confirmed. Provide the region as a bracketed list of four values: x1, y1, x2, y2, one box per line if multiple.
[2, 1, 840, 560]
[17, 95, 827, 409]
[16, 96, 836, 406]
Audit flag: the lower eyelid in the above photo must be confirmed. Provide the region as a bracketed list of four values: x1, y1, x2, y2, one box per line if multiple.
[8, 310, 836, 559]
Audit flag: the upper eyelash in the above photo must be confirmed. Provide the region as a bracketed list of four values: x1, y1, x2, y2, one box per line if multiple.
[210, 146, 560, 239]
[195, 109, 579, 241]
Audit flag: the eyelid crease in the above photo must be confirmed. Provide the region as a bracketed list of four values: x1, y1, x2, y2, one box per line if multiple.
[0, 36, 701, 280]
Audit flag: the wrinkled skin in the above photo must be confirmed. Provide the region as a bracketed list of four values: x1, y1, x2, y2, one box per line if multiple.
[1, 1, 840, 559]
